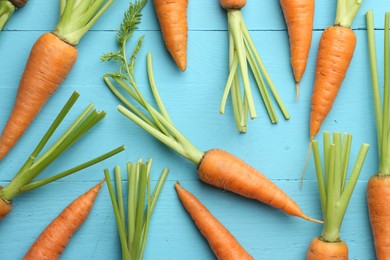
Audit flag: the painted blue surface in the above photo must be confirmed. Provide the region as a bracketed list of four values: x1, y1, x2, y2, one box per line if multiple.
[0, 0, 387, 259]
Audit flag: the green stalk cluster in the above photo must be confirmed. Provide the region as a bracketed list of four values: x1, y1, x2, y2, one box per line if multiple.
[55, 0, 115, 45]
[0, 91, 124, 201]
[367, 10, 390, 177]
[335, 0, 362, 28]
[0, 1, 15, 31]
[102, 0, 203, 165]
[105, 160, 168, 260]
[312, 131, 369, 242]
[220, 10, 290, 133]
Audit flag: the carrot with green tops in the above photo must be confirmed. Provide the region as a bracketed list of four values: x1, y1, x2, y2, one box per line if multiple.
[175, 183, 253, 260]
[23, 180, 104, 260]
[219, 0, 290, 132]
[153, 0, 188, 71]
[309, 0, 361, 140]
[307, 132, 369, 259]
[0, 0, 28, 31]
[0, 92, 124, 219]
[0, 0, 115, 160]
[366, 10, 390, 259]
[102, 10, 320, 222]
[279, 0, 314, 99]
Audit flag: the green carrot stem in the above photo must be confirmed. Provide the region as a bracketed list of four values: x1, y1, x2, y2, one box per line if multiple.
[105, 169, 130, 260]
[115, 166, 127, 233]
[220, 51, 239, 115]
[241, 22, 290, 120]
[312, 140, 327, 218]
[127, 162, 137, 247]
[381, 13, 390, 175]
[228, 10, 256, 119]
[314, 132, 369, 242]
[55, 0, 114, 45]
[334, 0, 362, 28]
[0, 1, 15, 31]
[19, 145, 125, 193]
[16, 91, 80, 177]
[147, 53, 173, 124]
[366, 10, 383, 154]
[244, 38, 278, 123]
[232, 71, 246, 132]
[150, 168, 169, 213]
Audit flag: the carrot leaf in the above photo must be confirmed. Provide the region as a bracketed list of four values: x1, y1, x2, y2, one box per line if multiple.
[54, 0, 115, 45]
[0, 92, 124, 201]
[219, 9, 289, 132]
[312, 131, 369, 242]
[105, 159, 168, 260]
[0, 1, 15, 31]
[334, 0, 362, 28]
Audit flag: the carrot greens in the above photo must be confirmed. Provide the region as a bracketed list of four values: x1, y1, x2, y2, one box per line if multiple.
[104, 160, 168, 260]
[220, 6, 290, 132]
[0, 91, 124, 203]
[54, 0, 115, 45]
[312, 131, 368, 242]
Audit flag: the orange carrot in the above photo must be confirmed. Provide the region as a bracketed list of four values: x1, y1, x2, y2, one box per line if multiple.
[175, 182, 254, 260]
[309, 1, 361, 140]
[153, 0, 188, 71]
[0, 186, 12, 219]
[366, 11, 390, 259]
[104, 52, 321, 223]
[0, 0, 114, 159]
[23, 180, 104, 260]
[279, 0, 314, 98]
[198, 149, 317, 221]
[219, 0, 246, 10]
[307, 237, 348, 260]
[0, 33, 77, 159]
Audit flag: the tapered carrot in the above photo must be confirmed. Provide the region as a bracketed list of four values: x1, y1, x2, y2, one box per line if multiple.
[279, 0, 314, 99]
[307, 132, 369, 260]
[23, 180, 104, 260]
[366, 10, 390, 259]
[103, 48, 320, 224]
[0, 0, 115, 160]
[309, 0, 361, 140]
[175, 183, 253, 260]
[153, 0, 188, 71]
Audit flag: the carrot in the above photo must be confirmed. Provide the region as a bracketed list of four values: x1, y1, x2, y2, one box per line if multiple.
[309, 0, 361, 140]
[279, 0, 314, 99]
[23, 180, 104, 260]
[307, 237, 348, 259]
[0, 0, 28, 31]
[102, 33, 321, 224]
[307, 132, 369, 259]
[0, 0, 114, 160]
[219, 0, 290, 132]
[175, 182, 254, 260]
[366, 10, 390, 259]
[153, 0, 188, 71]
[301, 0, 361, 182]
[0, 92, 124, 219]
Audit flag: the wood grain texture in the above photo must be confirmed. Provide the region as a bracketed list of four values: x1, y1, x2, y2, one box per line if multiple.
[0, 0, 383, 259]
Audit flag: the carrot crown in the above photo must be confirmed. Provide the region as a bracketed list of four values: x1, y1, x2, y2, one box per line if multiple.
[0, 1, 16, 31]
[54, 0, 115, 45]
[312, 132, 369, 242]
[334, 0, 362, 28]
[101, 0, 204, 166]
[0, 91, 124, 201]
[221, 9, 290, 132]
[104, 159, 168, 260]
[367, 11, 390, 177]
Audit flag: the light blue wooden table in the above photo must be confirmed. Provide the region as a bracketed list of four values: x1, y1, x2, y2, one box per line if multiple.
[0, 0, 387, 259]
